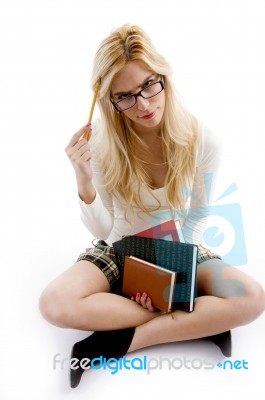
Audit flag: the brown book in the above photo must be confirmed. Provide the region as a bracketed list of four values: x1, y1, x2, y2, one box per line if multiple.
[122, 256, 177, 313]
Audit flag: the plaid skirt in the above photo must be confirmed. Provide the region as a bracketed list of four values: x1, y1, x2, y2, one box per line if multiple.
[76, 240, 221, 293]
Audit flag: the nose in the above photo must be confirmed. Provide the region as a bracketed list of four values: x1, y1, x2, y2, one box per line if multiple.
[136, 96, 149, 111]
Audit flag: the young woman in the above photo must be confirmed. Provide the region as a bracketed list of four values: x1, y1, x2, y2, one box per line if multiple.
[39, 24, 265, 388]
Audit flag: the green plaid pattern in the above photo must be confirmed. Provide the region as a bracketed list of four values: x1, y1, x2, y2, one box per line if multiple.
[197, 244, 221, 264]
[77, 242, 119, 285]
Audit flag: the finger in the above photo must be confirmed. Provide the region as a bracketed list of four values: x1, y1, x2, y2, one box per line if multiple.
[140, 292, 148, 308]
[135, 292, 141, 303]
[80, 150, 91, 162]
[74, 138, 90, 151]
[74, 145, 91, 160]
[146, 297, 156, 312]
[65, 124, 91, 150]
[72, 151, 91, 167]
[67, 141, 90, 161]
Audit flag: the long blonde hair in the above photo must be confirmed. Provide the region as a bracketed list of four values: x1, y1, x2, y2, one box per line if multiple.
[91, 24, 199, 215]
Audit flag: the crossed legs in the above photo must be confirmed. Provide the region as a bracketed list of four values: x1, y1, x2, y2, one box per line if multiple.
[39, 258, 265, 352]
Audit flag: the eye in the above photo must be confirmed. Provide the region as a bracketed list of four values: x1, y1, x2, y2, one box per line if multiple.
[143, 80, 154, 88]
[118, 93, 132, 100]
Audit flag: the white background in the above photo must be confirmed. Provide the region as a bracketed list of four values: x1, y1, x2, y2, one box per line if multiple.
[0, 0, 265, 399]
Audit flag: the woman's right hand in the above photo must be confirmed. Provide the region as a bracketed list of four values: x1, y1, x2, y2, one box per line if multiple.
[65, 124, 96, 204]
[65, 124, 93, 180]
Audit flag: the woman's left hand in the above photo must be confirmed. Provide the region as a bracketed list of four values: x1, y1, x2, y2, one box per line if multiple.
[131, 292, 157, 312]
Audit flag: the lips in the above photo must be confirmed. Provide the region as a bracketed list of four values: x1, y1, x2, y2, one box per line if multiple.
[141, 111, 156, 120]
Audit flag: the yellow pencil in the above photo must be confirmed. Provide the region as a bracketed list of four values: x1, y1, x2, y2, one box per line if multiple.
[83, 80, 101, 141]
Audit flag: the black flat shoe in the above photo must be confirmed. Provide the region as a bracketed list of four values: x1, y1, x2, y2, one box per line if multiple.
[204, 330, 232, 357]
[69, 328, 135, 388]
[70, 342, 85, 389]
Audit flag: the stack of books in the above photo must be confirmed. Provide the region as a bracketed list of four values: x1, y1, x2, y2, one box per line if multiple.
[113, 220, 198, 313]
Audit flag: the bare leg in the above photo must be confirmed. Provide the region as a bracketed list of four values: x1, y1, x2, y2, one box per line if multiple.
[40, 259, 265, 343]
[128, 260, 265, 352]
[39, 260, 161, 330]
[40, 259, 265, 389]
[129, 295, 245, 352]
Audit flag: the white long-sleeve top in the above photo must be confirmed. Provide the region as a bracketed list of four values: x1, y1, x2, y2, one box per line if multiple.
[78, 121, 221, 246]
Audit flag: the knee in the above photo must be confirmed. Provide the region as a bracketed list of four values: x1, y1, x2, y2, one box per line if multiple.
[234, 280, 265, 326]
[38, 286, 74, 328]
[245, 280, 265, 322]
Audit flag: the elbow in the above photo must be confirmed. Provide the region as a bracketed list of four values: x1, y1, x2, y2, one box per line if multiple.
[80, 213, 113, 240]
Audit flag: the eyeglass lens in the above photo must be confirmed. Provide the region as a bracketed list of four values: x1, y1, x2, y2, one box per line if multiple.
[115, 81, 163, 111]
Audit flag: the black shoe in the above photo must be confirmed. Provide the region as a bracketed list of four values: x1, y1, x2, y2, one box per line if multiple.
[70, 328, 135, 388]
[70, 341, 86, 389]
[204, 330, 232, 357]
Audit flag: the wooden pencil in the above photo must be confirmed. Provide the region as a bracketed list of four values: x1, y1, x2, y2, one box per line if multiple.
[83, 80, 101, 140]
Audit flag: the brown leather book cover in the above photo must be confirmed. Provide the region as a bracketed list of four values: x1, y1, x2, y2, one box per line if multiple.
[122, 256, 177, 313]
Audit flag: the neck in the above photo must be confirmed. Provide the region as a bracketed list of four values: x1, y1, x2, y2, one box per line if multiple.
[132, 122, 162, 143]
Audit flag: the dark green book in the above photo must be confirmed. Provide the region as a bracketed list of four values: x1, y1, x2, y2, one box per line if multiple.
[113, 236, 198, 312]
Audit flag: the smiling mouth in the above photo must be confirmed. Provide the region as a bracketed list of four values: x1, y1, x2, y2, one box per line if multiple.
[141, 111, 156, 120]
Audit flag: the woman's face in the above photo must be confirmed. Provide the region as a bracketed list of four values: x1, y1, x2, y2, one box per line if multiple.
[110, 61, 165, 134]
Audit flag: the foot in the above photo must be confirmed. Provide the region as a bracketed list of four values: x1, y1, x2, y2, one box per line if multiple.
[70, 341, 87, 389]
[205, 330, 232, 357]
[69, 328, 135, 388]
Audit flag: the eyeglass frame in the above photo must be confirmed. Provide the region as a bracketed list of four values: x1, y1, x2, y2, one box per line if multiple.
[110, 79, 165, 112]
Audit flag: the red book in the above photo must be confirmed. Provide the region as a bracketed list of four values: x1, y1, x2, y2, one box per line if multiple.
[136, 219, 185, 242]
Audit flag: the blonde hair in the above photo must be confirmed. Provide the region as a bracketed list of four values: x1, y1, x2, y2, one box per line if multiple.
[91, 24, 199, 216]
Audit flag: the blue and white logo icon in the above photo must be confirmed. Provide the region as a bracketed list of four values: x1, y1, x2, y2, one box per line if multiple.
[201, 202, 247, 265]
[184, 175, 247, 266]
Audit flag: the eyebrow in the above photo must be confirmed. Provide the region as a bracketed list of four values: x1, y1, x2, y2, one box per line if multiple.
[112, 74, 155, 98]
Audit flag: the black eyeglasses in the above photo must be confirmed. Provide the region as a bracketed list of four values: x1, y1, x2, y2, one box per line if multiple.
[111, 80, 164, 112]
